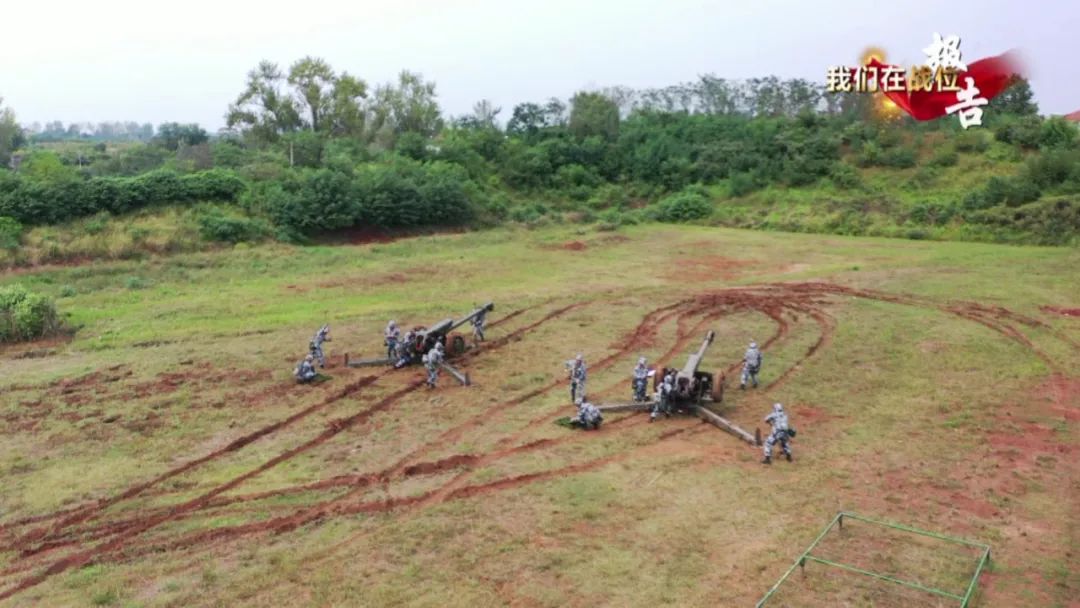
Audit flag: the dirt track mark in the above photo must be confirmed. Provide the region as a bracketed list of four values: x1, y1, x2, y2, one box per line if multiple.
[4, 284, 1074, 600]
[0, 308, 539, 544]
[0, 303, 582, 598]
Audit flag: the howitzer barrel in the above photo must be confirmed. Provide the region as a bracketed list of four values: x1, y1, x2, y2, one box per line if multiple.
[449, 302, 495, 333]
[680, 330, 716, 377]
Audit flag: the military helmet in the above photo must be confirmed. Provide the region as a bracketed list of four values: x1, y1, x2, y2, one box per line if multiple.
[773, 403, 784, 413]
[305, 354, 314, 362]
[638, 356, 647, 365]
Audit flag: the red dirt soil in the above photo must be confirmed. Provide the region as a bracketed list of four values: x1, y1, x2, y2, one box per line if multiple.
[3, 283, 1077, 602]
[1041, 305, 1080, 317]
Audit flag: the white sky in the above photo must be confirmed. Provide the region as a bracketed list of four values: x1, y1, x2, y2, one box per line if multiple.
[1, 0, 1076, 129]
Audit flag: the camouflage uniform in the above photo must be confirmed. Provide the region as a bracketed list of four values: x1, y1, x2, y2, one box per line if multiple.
[762, 403, 792, 464]
[425, 343, 444, 388]
[295, 355, 317, 383]
[472, 307, 486, 342]
[395, 331, 415, 368]
[570, 355, 587, 404]
[311, 325, 331, 368]
[575, 402, 603, 430]
[650, 373, 674, 421]
[632, 358, 649, 402]
[385, 321, 401, 360]
[740, 341, 763, 389]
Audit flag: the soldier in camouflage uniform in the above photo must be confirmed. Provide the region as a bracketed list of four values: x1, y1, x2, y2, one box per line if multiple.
[650, 370, 674, 421]
[384, 320, 400, 360]
[740, 341, 763, 389]
[310, 325, 331, 368]
[424, 342, 444, 388]
[294, 354, 317, 384]
[762, 403, 793, 464]
[632, 357, 650, 402]
[574, 401, 603, 431]
[569, 354, 587, 404]
[472, 305, 487, 342]
[395, 330, 415, 368]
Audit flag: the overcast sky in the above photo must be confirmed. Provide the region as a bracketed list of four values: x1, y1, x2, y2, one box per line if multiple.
[1, 0, 1076, 129]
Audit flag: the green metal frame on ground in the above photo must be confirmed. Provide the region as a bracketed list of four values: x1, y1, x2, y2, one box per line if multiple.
[755, 511, 992, 607]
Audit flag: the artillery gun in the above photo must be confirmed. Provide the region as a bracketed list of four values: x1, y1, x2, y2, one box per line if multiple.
[594, 330, 761, 446]
[343, 302, 495, 386]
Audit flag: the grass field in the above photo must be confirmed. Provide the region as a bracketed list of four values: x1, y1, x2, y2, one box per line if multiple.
[1, 224, 1077, 607]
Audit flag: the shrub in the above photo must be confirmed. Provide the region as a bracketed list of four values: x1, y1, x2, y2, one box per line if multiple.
[196, 209, 272, 243]
[729, 172, 760, 197]
[953, 129, 990, 153]
[0, 284, 63, 342]
[880, 146, 917, 169]
[0, 216, 22, 250]
[1039, 117, 1078, 150]
[1026, 149, 1080, 189]
[968, 199, 1080, 245]
[855, 141, 881, 167]
[929, 146, 958, 167]
[829, 163, 862, 189]
[125, 276, 148, 290]
[655, 188, 712, 223]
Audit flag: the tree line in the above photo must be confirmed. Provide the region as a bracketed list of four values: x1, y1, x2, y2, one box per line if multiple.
[1, 57, 1076, 246]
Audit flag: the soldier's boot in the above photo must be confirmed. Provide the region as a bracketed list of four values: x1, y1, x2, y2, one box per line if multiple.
[740, 383, 746, 390]
[761, 455, 772, 465]
[785, 452, 792, 462]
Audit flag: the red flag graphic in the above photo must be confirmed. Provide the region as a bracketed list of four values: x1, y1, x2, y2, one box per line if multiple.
[867, 51, 1024, 121]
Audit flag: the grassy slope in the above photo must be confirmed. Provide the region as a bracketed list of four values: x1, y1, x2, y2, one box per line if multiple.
[0, 225, 1077, 607]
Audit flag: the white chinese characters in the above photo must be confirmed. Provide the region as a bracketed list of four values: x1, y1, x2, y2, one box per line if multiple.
[945, 77, 989, 129]
[923, 33, 967, 72]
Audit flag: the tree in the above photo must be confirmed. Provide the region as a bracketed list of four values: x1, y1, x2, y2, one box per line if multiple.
[0, 97, 24, 168]
[287, 57, 336, 133]
[455, 99, 501, 130]
[154, 123, 208, 151]
[568, 92, 620, 141]
[324, 73, 368, 138]
[990, 76, 1038, 116]
[365, 71, 443, 148]
[226, 61, 303, 144]
[506, 102, 547, 137]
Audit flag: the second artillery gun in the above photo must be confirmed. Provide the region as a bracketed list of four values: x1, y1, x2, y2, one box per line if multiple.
[343, 302, 495, 386]
[595, 330, 761, 446]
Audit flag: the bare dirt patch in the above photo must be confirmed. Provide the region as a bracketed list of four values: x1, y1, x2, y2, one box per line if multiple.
[1040, 305, 1080, 318]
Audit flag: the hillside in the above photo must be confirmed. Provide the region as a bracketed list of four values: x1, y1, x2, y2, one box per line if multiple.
[1, 74, 1078, 271]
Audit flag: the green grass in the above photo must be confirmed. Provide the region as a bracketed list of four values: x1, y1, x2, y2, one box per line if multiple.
[0, 224, 1076, 607]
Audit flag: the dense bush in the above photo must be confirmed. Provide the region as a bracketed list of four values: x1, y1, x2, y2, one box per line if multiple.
[0, 169, 246, 225]
[928, 146, 959, 167]
[654, 188, 713, 222]
[258, 157, 475, 234]
[968, 199, 1080, 245]
[196, 208, 272, 243]
[0, 284, 63, 342]
[0, 216, 21, 249]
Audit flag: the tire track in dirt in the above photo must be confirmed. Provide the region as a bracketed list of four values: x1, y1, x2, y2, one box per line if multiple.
[0, 304, 583, 599]
[0, 306, 543, 544]
[6, 305, 709, 573]
[1, 373, 387, 554]
[5, 284, 1072, 600]
[379, 300, 694, 480]
[0, 308, 536, 541]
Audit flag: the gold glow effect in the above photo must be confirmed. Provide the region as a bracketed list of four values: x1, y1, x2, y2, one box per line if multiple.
[876, 96, 905, 121]
[860, 46, 888, 65]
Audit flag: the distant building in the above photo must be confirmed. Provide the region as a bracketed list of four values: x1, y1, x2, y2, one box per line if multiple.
[9, 153, 24, 172]
[1064, 110, 1080, 122]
